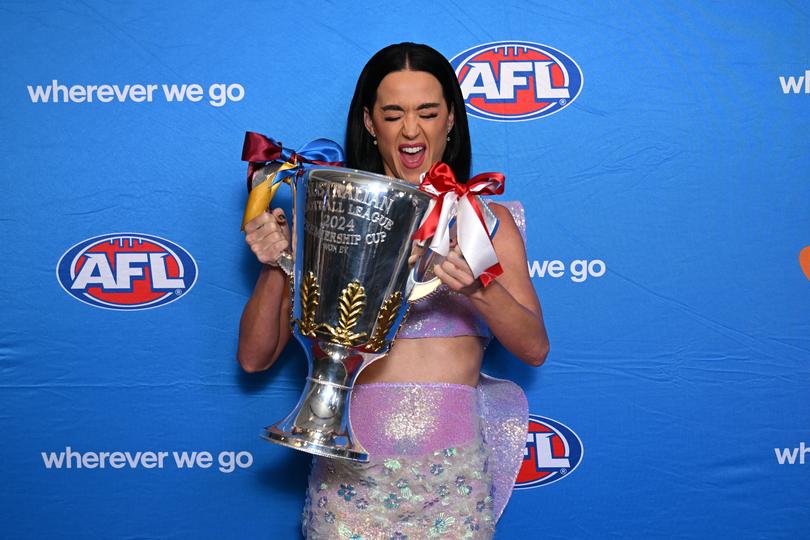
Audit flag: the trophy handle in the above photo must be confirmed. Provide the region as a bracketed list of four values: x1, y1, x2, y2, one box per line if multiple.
[405, 246, 443, 302]
[406, 274, 442, 302]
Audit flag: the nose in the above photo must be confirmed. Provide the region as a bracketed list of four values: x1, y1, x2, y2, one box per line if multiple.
[401, 114, 420, 139]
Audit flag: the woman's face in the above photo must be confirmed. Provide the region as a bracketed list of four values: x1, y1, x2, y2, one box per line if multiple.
[364, 70, 454, 185]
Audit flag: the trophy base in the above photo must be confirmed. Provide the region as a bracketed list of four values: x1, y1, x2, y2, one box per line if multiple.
[262, 426, 369, 462]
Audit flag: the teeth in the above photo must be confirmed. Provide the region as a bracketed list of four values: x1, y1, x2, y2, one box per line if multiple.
[401, 147, 424, 154]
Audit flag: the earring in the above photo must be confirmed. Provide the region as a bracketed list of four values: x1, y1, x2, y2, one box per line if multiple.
[372, 137, 377, 146]
[446, 135, 451, 142]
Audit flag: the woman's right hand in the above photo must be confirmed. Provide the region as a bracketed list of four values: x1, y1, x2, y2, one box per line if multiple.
[244, 208, 290, 266]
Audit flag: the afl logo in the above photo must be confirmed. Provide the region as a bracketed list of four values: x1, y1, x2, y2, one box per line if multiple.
[515, 415, 583, 489]
[56, 233, 197, 310]
[450, 41, 583, 122]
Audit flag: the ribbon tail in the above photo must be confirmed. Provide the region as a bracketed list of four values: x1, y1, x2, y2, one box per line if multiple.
[413, 199, 438, 246]
[478, 262, 504, 287]
[242, 132, 284, 191]
[477, 196, 499, 237]
[457, 196, 502, 285]
[428, 194, 457, 256]
[241, 161, 296, 230]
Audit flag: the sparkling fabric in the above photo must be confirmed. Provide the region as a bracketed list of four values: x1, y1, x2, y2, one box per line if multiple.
[475, 374, 528, 521]
[300, 200, 529, 538]
[350, 384, 481, 458]
[398, 201, 526, 341]
[303, 384, 496, 539]
[397, 287, 492, 341]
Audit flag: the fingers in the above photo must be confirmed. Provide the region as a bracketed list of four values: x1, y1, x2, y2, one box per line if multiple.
[245, 208, 287, 230]
[407, 240, 426, 267]
[250, 237, 289, 265]
[445, 246, 468, 271]
[271, 207, 287, 225]
[432, 263, 456, 288]
[245, 210, 290, 239]
[437, 260, 474, 287]
[245, 216, 279, 245]
[244, 210, 272, 233]
[244, 209, 290, 265]
[435, 246, 480, 293]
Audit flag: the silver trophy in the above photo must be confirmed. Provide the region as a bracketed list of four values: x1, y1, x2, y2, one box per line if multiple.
[258, 166, 439, 462]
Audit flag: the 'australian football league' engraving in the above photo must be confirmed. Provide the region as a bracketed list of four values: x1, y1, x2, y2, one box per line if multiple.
[304, 181, 397, 254]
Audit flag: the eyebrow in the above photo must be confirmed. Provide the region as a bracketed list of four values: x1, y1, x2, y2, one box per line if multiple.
[380, 102, 441, 112]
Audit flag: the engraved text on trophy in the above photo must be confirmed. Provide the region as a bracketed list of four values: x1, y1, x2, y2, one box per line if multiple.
[304, 181, 396, 254]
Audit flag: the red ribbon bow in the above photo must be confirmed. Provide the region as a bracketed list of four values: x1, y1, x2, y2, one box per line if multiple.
[412, 162, 506, 286]
[241, 131, 344, 190]
[413, 162, 505, 242]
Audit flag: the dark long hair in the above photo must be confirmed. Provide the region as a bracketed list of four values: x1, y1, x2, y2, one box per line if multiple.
[345, 42, 472, 182]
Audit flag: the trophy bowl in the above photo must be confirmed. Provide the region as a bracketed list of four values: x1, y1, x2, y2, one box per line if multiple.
[261, 166, 435, 462]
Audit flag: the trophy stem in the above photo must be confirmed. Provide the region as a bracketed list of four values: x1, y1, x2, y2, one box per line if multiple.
[263, 341, 377, 462]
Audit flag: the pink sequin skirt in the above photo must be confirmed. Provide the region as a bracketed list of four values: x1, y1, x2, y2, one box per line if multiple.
[301, 378, 527, 540]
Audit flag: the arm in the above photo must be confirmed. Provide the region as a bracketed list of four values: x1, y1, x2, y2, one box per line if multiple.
[433, 203, 549, 366]
[237, 209, 293, 372]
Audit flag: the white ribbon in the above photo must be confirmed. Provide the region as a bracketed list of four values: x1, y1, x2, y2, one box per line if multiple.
[416, 180, 500, 280]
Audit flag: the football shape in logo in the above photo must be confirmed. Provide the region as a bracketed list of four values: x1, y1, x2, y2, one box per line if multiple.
[56, 233, 197, 310]
[800, 246, 810, 281]
[515, 414, 584, 489]
[450, 41, 583, 121]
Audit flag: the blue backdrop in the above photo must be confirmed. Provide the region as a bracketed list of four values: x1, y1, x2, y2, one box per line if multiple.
[2, 1, 809, 538]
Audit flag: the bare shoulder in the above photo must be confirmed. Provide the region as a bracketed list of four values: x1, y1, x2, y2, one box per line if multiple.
[483, 201, 539, 312]
[487, 202, 522, 247]
[488, 201, 514, 220]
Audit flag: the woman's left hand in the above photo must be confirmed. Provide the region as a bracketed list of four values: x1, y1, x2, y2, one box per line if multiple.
[433, 242, 483, 296]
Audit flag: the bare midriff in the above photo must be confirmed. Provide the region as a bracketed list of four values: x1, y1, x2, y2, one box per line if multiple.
[355, 335, 485, 388]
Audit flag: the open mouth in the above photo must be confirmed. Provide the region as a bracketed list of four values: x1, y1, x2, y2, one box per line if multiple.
[398, 144, 426, 169]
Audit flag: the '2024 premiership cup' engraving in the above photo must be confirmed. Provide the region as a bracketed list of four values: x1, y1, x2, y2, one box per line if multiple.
[304, 181, 397, 254]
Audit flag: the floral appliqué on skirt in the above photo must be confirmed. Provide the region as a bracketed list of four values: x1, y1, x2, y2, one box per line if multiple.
[302, 440, 495, 539]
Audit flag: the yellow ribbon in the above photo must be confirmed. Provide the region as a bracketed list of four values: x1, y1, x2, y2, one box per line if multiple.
[240, 160, 298, 230]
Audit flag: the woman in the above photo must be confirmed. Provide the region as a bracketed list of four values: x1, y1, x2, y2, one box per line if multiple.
[240, 43, 549, 539]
